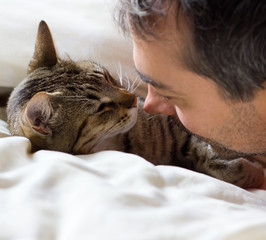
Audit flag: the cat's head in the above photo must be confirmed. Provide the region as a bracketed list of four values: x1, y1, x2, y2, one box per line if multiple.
[7, 21, 137, 154]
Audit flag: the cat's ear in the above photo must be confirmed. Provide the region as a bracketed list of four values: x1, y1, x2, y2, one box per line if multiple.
[25, 92, 53, 135]
[28, 21, 57, 74]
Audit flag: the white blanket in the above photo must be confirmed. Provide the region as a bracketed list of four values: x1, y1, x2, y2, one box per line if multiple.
[1, 119, 266, 240]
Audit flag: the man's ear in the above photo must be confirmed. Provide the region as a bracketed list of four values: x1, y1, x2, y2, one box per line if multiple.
[28, 20, 58, 74]
[25, 92, 53, 135]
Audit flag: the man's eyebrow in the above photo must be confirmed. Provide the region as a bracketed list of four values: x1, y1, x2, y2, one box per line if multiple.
[135, 68, 186, 97]
[135, 68, 169, 90]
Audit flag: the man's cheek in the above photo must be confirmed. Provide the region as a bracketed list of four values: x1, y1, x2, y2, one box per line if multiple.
[174, 107, 202, 135]
[174, 107, 192, 129]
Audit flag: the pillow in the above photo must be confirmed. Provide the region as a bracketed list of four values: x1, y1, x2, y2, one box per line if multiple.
[0, 0, 147, 97]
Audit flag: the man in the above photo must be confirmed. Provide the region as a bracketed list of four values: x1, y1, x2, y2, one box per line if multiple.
[114, 0, 266, 163]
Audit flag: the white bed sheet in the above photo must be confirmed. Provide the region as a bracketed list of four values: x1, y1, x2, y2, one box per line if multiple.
[1, 119, 266, 240]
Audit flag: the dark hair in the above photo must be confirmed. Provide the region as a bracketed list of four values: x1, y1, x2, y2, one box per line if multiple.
[114, 0, 266, 101]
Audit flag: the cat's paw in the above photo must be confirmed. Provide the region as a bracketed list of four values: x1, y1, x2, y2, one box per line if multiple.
[229, 158, 264, 189]
[207, 157, 264, 188]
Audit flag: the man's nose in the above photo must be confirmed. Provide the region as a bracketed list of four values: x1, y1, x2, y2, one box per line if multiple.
[143, 85, 176, 115]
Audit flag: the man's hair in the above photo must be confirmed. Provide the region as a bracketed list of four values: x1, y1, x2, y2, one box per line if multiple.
[114, 0, 266, 101]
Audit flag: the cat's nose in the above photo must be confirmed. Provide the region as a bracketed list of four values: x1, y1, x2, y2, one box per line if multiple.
[118, 90, 137, 109]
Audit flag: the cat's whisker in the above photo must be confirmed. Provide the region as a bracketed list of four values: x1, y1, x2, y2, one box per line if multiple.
[129, 76, 136, 92]
[54, 95, 87, 99]
[125, 76, 131, 92]
[66, 98, 88, 101]
[116, 66, 134, 92]
[131, 77, 142, 94]
[53, 95, 93, 103]
[94, 123, 122, 147]
[67, 99, 89, 103]
[77, 101, 90, 114]
[73, 99, 94, 114]
[116, 62, 124, 87]
[147, 115, 160, 121]
[93, 115, 130, 147]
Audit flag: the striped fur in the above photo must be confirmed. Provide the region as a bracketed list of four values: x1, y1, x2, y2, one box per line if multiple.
[6, 21, 264, 188]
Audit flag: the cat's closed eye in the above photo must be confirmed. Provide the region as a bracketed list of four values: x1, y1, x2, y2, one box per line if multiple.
[97, 102, 115, 113]
[87, 94, 99, 100]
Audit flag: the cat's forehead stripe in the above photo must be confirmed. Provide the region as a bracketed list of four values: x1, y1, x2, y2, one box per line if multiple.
[100, 97, 112, 103]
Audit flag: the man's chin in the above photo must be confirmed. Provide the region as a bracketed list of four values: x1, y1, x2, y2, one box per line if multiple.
[194, 132, 256, 159]
[177, 121, 264, 160]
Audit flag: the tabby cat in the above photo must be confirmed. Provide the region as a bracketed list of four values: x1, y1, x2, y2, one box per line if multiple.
[7, 21, 264, 188]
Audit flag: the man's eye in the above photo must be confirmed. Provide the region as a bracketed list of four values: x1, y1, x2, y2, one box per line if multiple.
[161, 95, 172, 101]
[158, 93, 173, 101]
[153, 88, 171, 100]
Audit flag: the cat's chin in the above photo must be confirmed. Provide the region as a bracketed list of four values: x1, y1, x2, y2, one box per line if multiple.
[73, 107, 138, 154]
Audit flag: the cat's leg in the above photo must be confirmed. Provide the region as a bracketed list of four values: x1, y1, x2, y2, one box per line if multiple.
[200, 157, 264, 188]
[184, 136, 264, 188]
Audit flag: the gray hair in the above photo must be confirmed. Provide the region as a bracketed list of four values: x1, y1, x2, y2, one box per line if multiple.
[114, 0, 266, 102]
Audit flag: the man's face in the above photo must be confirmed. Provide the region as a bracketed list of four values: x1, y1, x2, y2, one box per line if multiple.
[131, 26, 266, 160]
